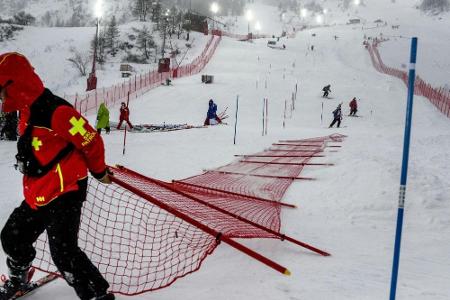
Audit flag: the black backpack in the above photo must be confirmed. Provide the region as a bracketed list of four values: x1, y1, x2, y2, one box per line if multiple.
[15, 89, 73, 177]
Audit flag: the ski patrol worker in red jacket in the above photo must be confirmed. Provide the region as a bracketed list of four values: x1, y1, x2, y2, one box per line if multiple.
[0, 53, 114, 300]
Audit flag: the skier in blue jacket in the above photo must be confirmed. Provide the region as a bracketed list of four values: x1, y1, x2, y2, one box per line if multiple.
[329, 103, 343, 128]
[204, 99, 222, 125]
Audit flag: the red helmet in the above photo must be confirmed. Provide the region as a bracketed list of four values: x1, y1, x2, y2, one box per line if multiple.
[0, 52, 44, 112]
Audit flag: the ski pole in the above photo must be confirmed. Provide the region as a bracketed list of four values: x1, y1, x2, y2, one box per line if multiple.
[321, 101, 323, 125]
[233, 95, 239, 145]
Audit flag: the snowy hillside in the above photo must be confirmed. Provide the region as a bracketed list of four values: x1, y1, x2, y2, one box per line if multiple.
[0, 0, 449, 299]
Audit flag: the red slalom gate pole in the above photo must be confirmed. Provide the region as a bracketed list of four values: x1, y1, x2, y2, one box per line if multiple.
[122, 91, 130, 155]
[110, 175, 291, 275]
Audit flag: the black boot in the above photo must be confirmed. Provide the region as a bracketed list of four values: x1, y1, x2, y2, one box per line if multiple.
[96, 292, 115, 300]
[0, 259, 31, 299]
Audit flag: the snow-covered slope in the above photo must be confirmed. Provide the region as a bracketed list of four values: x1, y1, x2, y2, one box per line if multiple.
[0, 0, 449, 299]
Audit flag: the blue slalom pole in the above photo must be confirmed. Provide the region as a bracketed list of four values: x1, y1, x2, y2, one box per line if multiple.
[233, 95, 239, 145]
[389, 37, 418, 300]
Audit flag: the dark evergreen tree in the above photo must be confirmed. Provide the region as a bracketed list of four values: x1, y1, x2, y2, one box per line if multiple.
[136, 25, 156, 61]
[105, 16, 120, 57]
[12, 11, 35, 26]
[133, 0, 152, 21]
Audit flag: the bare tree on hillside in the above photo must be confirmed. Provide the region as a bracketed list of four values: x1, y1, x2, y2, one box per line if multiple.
[67, 48, 90, 76]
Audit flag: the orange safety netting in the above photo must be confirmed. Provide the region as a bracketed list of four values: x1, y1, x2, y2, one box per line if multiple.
[32, 134, 344, 295]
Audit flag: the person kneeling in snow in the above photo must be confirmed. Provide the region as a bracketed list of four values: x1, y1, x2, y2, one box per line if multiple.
[204, 99, 222, 125]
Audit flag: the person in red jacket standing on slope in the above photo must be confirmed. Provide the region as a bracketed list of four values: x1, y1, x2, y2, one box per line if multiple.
[0, 53, 114, 300]
[349, 97, 358, 116]
[116, 102, 133, 129]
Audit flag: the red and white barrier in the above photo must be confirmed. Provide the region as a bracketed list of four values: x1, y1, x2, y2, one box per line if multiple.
[366, 39, 450, 118]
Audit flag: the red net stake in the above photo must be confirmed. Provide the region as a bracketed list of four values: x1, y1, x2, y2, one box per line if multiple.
[234, 154, 325, 158]
[110, 174, 291, 275]
[268, 148, 323, 153]
[239, 160, 334, 166]
[273, 143, 325, 147]
[204, 170, 315, 181]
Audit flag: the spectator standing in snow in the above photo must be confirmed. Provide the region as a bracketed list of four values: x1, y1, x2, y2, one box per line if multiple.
[349, 97, 358, 116]
[322, 84, 331, 98]
[117, 102, 133, 129]
[204, 99, 222, 125]
[0, 52, 114, 300]
[96, 103, 110, 135]
[329, 103, 343, 128]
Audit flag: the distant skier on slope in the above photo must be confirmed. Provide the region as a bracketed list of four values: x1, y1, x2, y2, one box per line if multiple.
[349, 97, 358, 116]
[329, 103, 343, 128]
[322, 84, 331, 98]
[204, 99, 222, 125]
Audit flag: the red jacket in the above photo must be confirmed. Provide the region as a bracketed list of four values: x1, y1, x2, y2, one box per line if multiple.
[0, 52, 106, 209]
[119, 106, 130, 120]
[349, 99, 358, 109]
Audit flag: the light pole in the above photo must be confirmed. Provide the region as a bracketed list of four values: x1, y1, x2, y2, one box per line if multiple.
[300, 8, 308, 19]
[210, 2, 219, 30]
[161, 9, 170, 58]
[245, 9, 253, 35]
[87, 0, 103, 91]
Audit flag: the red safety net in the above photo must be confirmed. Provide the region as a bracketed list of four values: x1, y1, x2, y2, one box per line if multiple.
[366, 38, 450, 118]
[32, 134, 344, 295]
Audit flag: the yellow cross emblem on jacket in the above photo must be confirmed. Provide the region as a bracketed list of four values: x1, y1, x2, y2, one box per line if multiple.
[32, 137, 42, 151]
[69, 117, 87, 136]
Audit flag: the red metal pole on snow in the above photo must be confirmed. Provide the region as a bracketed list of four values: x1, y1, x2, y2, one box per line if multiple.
[239, 160, 334, 166]
[203, 170, 315, 181]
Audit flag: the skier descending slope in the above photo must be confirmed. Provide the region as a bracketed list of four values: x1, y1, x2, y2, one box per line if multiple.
[349, 97, 358, 116]
[329, 103, 343, 128]
[322, 84, 331, 98]
[0, 53, 114, 300]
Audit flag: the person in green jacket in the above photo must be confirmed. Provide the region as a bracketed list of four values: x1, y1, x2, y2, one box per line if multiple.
[96, 103, 110, 135]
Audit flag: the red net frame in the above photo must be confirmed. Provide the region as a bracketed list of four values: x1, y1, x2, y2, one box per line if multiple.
[32, 134, 344, 295]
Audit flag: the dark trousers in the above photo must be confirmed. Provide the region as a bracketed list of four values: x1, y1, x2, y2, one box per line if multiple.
[329, 118, 341, 128]
[1, 179, 109, 300]
[117, 118, 133, 129]
[323, 91, 329, 97]
[350, 108, 357, 116]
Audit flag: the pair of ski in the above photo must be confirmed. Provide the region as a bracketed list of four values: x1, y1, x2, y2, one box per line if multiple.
[1, 268, 58, 299]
